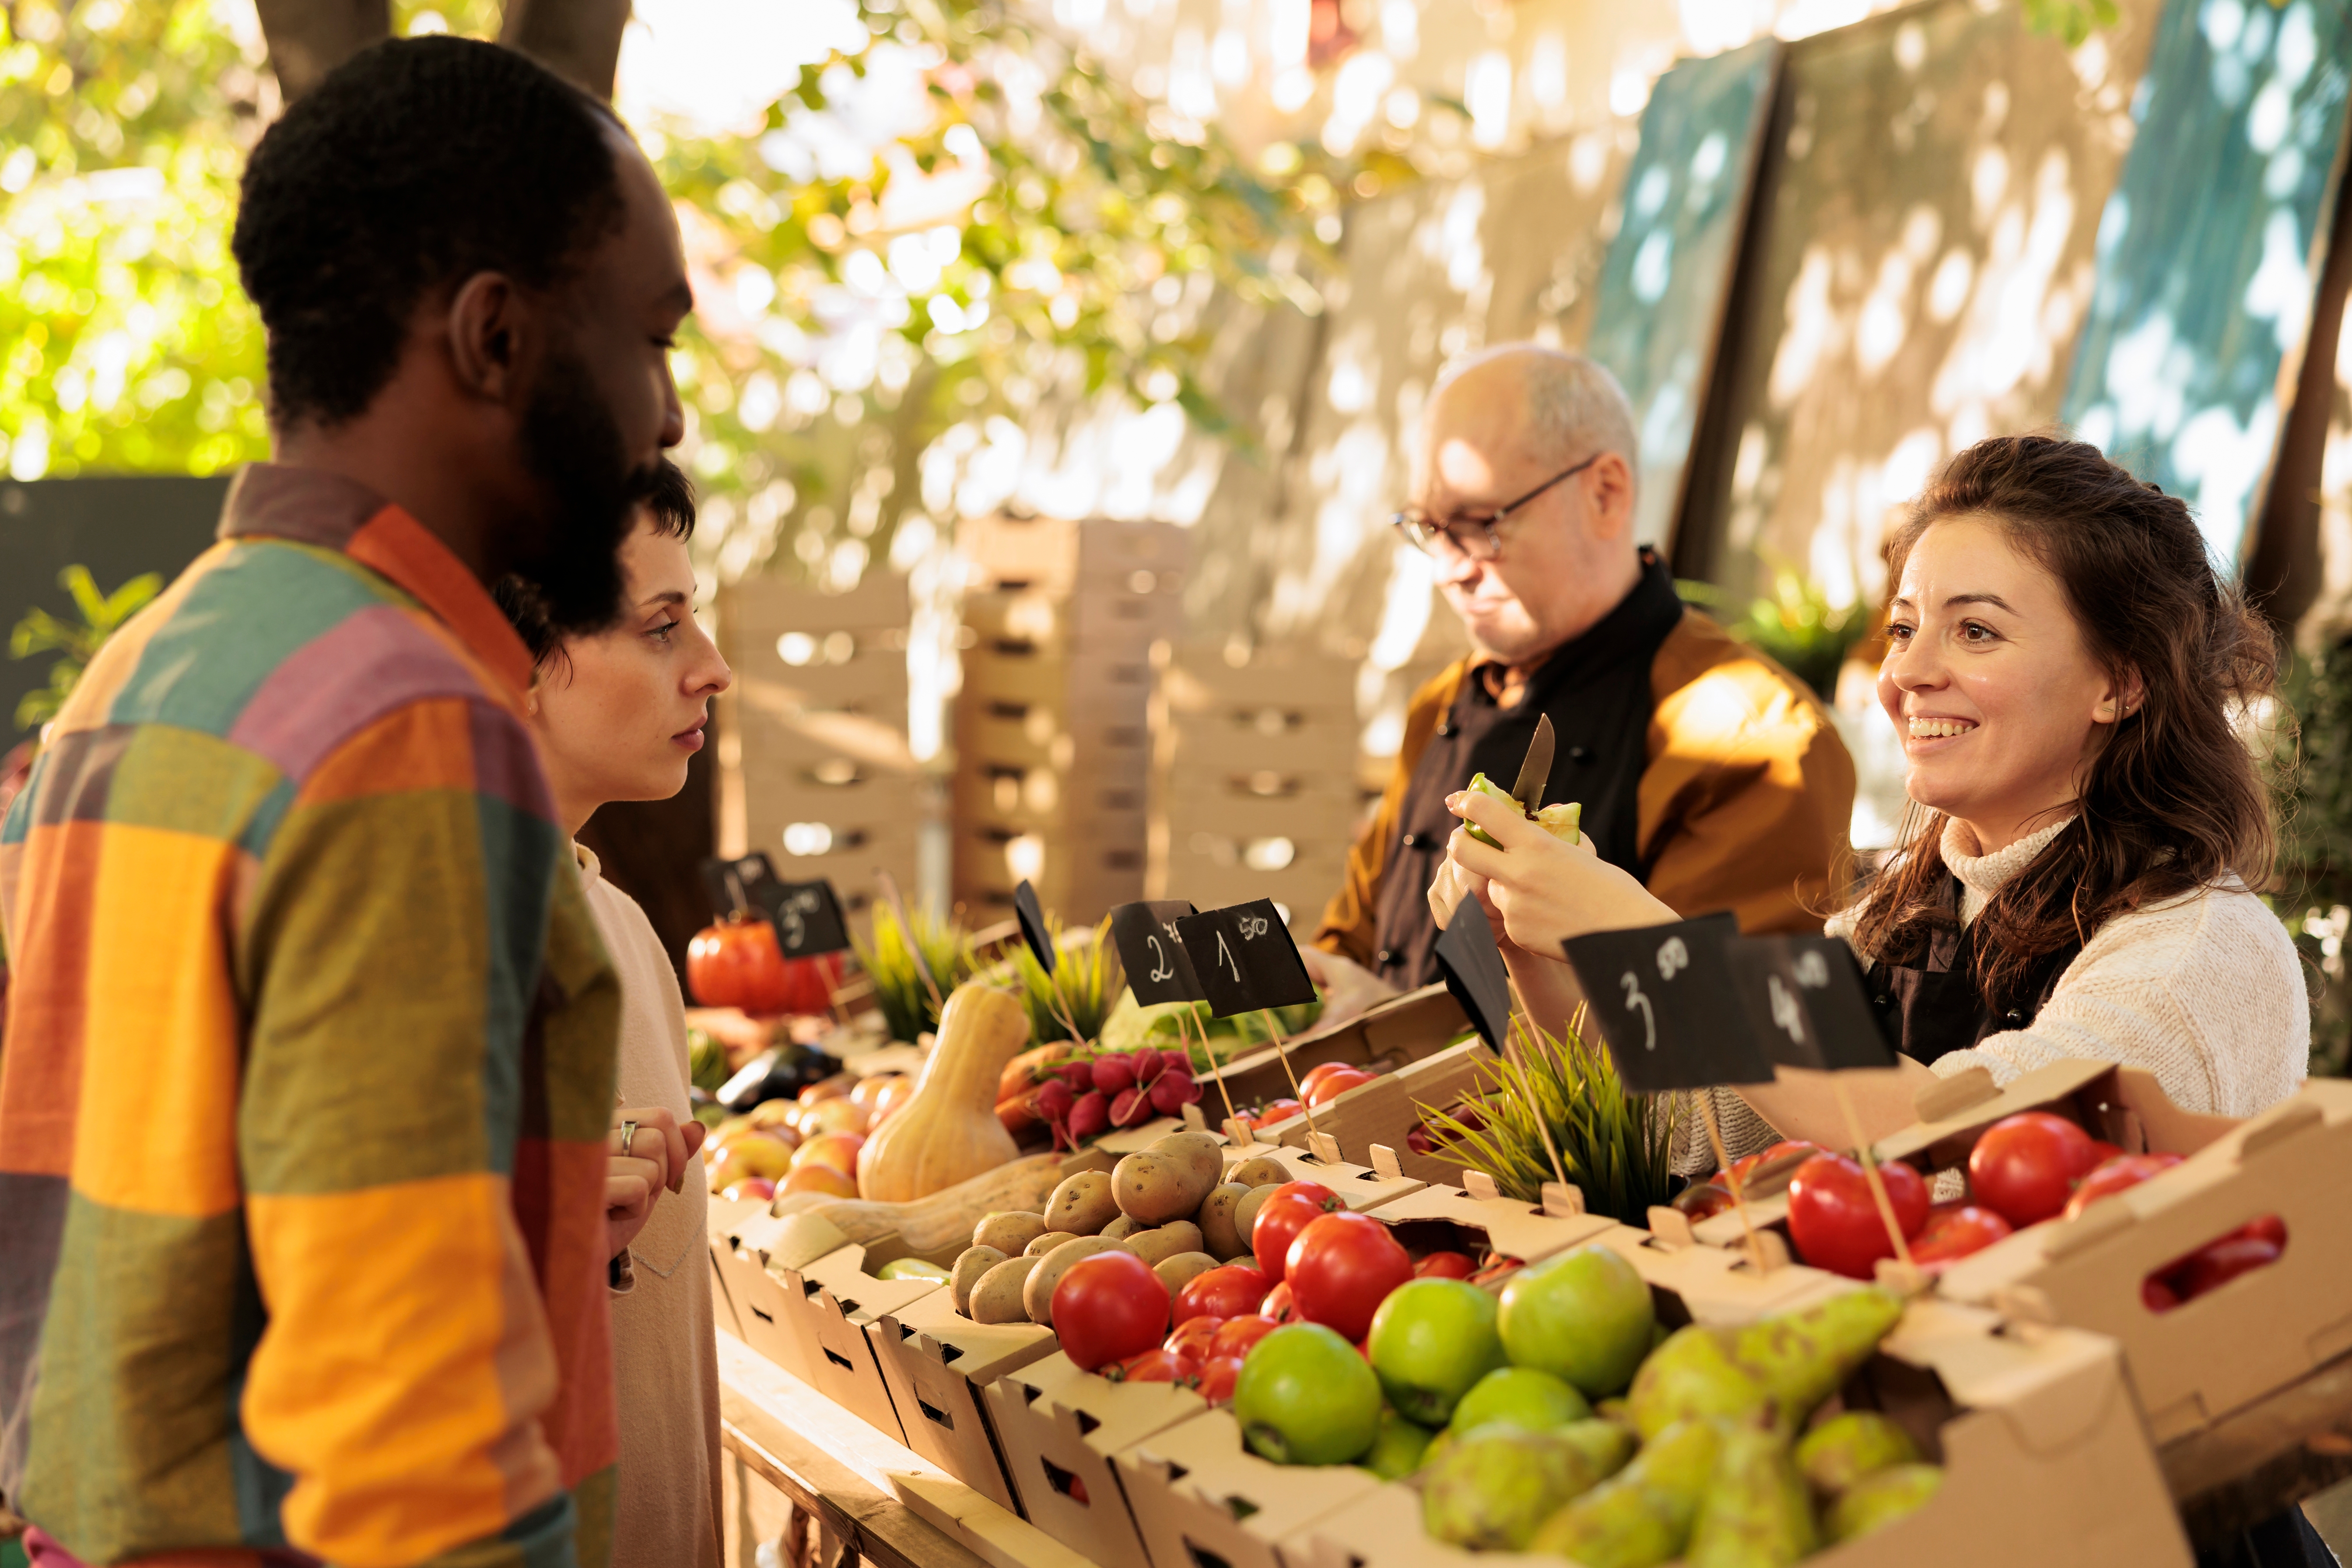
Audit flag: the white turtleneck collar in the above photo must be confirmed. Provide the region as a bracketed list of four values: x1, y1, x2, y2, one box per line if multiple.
[1942, 815, 2073, 927]
[574, 841, 603, 887]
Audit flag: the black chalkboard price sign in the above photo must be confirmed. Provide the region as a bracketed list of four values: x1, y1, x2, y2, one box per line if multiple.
[1108, 900, 1205, 1005]
[1432, 906, 1515, 1055]
[699, 852, 778, 919]
[1560, 913, 1774, 1092]
[1725, 935, 1898, 1073]
[1013, 879, 1057, 976]
[753, 877, 851, 959]
[1173, 899, 1315, 1017]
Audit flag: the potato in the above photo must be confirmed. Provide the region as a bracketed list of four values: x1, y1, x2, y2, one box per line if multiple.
[1194, 1183, 1251, 1259]
[1102, 1214, 1148, 1242]
[1123, 1220, 1204, 1268]
[1227, 1156, 1290, 1188]
[1234, 1183, 1280, 1248]
[1043, 1172, 1119, 1236]
[951, 1245, 1007, 1316]
[1115, 1137, 1221, 1225]
[1025, 1235, 1129, 1326]
[1154, 1252, 1220, 1294]
[970, 1255, 1043, 1324]
[1149, 1131, 1225, 1189]
[1025, 1230, 1080, 1257]
[974, 1211, 1049, 1256]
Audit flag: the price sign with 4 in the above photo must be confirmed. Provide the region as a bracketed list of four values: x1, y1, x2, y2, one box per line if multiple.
[1108, 900, 1205, 1005]
[1725, 936, 1896, 1072]
[1173, 898, 1315, 1017]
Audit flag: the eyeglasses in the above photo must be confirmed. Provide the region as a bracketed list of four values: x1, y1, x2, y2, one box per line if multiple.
[1389, 452, 1602, 564]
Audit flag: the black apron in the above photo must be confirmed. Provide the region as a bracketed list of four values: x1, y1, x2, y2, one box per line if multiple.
[1369, 548, 1686, 990]
[1862, 871, 2334, 1568]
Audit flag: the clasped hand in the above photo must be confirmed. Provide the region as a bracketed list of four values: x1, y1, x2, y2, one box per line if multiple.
[1427, 787, 1672, 958]
[606, 1105, 706, 1260]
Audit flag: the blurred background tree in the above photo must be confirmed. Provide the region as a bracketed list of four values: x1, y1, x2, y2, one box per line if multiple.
[0, 0, 1340, 588]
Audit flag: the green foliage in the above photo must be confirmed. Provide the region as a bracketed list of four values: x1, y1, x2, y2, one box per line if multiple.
[11, 562, 161, 730]
[1730, 566, 1869, 702]
[0, 0, 272, 479]
[993, 915, 1122, 1047]
[2272, 644, 2351, 1077]
[854, 900, 978, 1042]
[1419, 1015, 1678, 1224]
[2019, 0, 2121, 46]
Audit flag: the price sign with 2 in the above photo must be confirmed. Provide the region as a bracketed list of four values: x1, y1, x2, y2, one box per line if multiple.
[1174, 898, 1314, 1018]
[1108, 900, 1205, 1006]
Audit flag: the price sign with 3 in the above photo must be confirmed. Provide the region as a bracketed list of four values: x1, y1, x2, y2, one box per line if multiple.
[1561, 914, 1774, 1092]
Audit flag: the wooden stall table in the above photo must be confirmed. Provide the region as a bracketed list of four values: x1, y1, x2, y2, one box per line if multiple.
[719, 1330, 1096, 1568]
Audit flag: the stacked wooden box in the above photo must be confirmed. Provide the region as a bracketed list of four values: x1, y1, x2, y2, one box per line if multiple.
[951, 514, 1187, 927]
[719, 570, 922, 916]
[1146, 640, 1360, 931]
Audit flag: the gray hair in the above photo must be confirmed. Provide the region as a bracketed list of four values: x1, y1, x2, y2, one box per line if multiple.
[1433, 343, 1640, 495]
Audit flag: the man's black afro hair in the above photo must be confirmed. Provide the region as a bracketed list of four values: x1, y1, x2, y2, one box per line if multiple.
[232, 35, 629, 429]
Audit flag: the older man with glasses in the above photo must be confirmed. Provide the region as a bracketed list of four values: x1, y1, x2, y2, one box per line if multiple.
[1304, 344, 1856, 1019]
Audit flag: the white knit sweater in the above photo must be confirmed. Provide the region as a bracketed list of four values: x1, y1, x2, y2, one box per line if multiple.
[1830, 817, 2309, 1117]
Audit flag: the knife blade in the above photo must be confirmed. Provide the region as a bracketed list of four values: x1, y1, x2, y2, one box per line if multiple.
[1508, 713, 1556, 817]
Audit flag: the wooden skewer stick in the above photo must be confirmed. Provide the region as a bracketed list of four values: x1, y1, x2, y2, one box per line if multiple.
[1695, 1091, 1770, 1276]
[1256, 1010, 1326, 1143]
[1175, 1004, 1241, 1137]
[1502, 975, 1570, 1189]
[1832, 1076, 1917, 1271]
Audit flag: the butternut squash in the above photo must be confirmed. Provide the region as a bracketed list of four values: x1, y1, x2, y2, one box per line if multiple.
[855, 983, 1033, 1203]
[768, 1151, 1065, 1259]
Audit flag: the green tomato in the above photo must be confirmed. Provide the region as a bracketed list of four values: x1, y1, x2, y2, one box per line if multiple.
[1233, 1323, 1383, 1466]
[1367, 1278, 1508, 1426]
[1448, 1366, 1591, 1434]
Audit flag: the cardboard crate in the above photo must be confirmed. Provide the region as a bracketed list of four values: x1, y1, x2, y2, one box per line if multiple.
[1286, 1301, 2187, 1568]
[1118, 1409, 1381, 1568]
[1933, 1079, 2351, 1445]
[1254, 1038, 1493, 1179]
[1215, 1139, 1430, 1212]
[870, 1286, 1060, 1515]
[1332, 1177, 1621, 1268]
[985, 1351, 1211, 1568]
[770, 1235, 948, 1445]
[1203, 986, 1469, 1114]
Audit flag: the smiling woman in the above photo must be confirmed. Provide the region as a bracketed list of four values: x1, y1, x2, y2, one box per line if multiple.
[1431, 433, 2309, 1154]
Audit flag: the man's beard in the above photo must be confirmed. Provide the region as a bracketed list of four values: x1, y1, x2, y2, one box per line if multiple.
[512, 339, 659, 635]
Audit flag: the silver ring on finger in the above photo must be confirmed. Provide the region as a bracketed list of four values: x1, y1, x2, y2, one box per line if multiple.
[619, 1119, 638, 1159]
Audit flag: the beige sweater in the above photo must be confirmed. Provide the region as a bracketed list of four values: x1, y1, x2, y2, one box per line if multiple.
[1678, 817, 2309, 1174]
[579, 846, 724, 1568]
[1831, 817, 2309, 1116]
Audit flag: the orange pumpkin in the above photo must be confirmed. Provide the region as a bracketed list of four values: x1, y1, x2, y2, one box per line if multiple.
[686, 913, 790, 1012]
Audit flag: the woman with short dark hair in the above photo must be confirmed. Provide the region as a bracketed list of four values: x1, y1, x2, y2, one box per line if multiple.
[1436, 433, 2307, 1146]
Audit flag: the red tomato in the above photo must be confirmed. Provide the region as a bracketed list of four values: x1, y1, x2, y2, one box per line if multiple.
[1284, 1211, 1414, 1343]
[1304, 1067, 1375, 1108]
[1251, 1181, 1343, 1281]
[1261, 1281, 1296, 1322]
[1296, 1063, 1354, 1100]
[2060, 1152, 2184, 1221]
[1196, 1355, 1243, 1406]
[1908, 1204, 2013, 1268]
[1786, 1152, 1930, 1280]
[1967, 1112, 2095, 1227]
[1727, 1140, 1826, 1190]
[2178, 1236, 2282, 1299]
[1173, 1264, 1270, 1326]
[2142, 1274, 2181, 1313]
[1107, 1347, 1199, 1384]
[2234, 1214, 2288, 1249]
[2076, 1139, 2124, 1175]
[1248, 1098, 1302, 1130]
[1165, 1315, 1226, 1362]
[1673, 1181, 1738, 1220]
[1210, 1315, 1283, 1359]
[1052, 1252, 1172, 1372]
[1414, 1250, 1478, 1280]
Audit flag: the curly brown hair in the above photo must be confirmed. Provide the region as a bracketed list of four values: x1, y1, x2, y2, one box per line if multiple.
[1847, 433, 2283, 1015]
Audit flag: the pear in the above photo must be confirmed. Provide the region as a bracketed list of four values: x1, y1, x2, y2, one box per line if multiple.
[1826, 1463, 1943, 1543]
[1686, 1423, 1819, 1568]
[1528, 1418, 1721, 1568]
[1625, 1326, 1772, 1440]
[1421, 1423, 1626, 1550]
[1728, 1288, 1904, 1431]
[1795, 1411, 1918, 1496]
